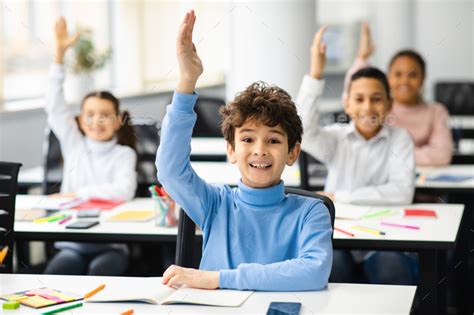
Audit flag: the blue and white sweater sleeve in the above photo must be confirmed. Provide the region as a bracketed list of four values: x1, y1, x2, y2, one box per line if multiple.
[220, 201, 333, 291]
[156, 92, 221, 229]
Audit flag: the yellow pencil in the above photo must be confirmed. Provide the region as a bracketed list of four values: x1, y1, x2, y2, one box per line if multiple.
[352, 225, 386, 236]
[0, 246, 9, 264]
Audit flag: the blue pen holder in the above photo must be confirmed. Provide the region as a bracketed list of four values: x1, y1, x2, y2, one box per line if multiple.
[152, 196, 178, 227]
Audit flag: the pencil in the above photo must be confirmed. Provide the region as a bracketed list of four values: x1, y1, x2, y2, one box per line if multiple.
[121, 309, 134, 315]
[352, 225, 386, 236]
[83, 284, 105, 299]
[361, 209, 391, 219]
[334, 227, 355, 237]
[41, 302, 83, 315]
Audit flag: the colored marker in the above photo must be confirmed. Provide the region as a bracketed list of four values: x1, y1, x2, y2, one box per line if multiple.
[352, 225, 386, 236]
[334, 227, 355, 237]
[361, 209, 391, 219]
[41, 302, 83, 315]
[58, 215, 72, 225]
[381, 222, 420, 230]
[83, 284, 105, 299]
[121, 309, 134, 315]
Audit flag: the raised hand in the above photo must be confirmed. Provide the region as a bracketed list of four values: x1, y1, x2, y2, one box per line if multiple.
[309, 26, 327, 80]
[357, 21, 374, 60]
[176, 10, 203, 94]
[162, 265, 219, 289]
[54, 17, 79, 64]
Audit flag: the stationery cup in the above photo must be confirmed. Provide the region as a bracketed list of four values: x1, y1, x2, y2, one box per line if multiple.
[152, 196, 178, 227]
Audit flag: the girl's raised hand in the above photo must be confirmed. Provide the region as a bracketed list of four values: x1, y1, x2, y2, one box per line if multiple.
[357, 22, 374, 60]
[54, 17, 79, 64]
[309, 26, 327, 80]
[176, 10, 203, 94]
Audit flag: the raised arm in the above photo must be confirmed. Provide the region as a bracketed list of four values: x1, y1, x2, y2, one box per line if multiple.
[45, 17, 82, 153]
[157, 10, 221, 228]
[297, 26, 339, 164]
[342, 22, 373, 101]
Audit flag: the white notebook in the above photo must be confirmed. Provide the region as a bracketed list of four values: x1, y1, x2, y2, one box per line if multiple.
[87, 279, 252, 307]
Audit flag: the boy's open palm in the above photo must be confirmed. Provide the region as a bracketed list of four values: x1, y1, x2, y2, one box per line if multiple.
[176, 10, 203, 93]
[309, 26, 327, 80]
[55, 17, 79, 53]
[162, 265, 219, 290]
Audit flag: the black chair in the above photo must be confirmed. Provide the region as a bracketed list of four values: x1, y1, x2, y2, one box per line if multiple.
[435, 82, 474, 163]
[0, 162, 22, 273]
[192, 97, 226, 138]
[298, 151, 328, 191]
[435, 82, 474, 116]
[132, 118, 160, 197]
[175, 187, 335, 268]
[42, 128, 63, 195]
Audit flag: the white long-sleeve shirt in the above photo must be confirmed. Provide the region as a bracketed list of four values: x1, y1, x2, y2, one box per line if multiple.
[45, 64, 137, 201]
[296, 75, 415, 205]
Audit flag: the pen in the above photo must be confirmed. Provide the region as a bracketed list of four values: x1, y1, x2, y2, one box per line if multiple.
[334, 227, 355, 237]
[83, 284, 106, 299]
[41, 302, 83, 315]
[352, 225, 386, 236]
[361, 209, 391, 219]
[381, 222, 420, 230]
[58, 215, 72, 225]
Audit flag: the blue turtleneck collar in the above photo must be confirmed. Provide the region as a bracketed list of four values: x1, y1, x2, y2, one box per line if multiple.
[236, 180, 285, 207]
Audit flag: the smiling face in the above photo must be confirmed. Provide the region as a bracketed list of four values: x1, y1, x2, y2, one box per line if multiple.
[78, 96, 121, 142]
[226, 120, 300, 188]
[388, 56, 424, 105]
[345, 77, 392, 140]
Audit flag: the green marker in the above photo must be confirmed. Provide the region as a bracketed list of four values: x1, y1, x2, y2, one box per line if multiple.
[362, 209, 391, 219]
[41, 302, 83, 315]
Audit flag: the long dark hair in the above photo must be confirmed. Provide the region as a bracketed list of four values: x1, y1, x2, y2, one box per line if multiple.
[79, 91, 137, 151]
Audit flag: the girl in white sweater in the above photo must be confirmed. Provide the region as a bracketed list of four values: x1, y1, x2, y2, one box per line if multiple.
[43, 17, 137, 275]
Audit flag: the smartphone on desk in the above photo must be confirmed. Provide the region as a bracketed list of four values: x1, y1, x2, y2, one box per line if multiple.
[66, 221, 100, 229]
[266, 302, 301, 315]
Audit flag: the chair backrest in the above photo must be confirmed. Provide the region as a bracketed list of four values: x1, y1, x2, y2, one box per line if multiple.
[175, 187, 335, 268]
[192, 97, 225, 138]
[42, 129, 63, 194]
[0, 162, 22, 273]
[298, 151, 327, 191]
[435, 82, 474, 116]
[133, 119, 160, 197]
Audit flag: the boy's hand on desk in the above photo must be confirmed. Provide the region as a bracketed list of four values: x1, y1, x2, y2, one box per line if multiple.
[162, 265, 219, 290]
[357, 21, 374, 60]
[309, 26, 327, 80]
[54, 17, 79, 64]
[176, 10, 203, 94]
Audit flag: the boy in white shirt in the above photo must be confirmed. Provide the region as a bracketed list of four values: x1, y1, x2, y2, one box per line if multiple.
[296, 27, 417, 284]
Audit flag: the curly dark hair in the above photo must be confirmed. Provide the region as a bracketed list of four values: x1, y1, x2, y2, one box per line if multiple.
[220, 81, 303, 151]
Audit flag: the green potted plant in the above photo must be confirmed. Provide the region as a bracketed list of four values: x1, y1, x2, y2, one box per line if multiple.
[65, 26, 112, 103]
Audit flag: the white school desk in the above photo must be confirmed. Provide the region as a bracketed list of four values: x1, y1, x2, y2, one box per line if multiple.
[416, 165, 474, 192]
[14, 196, 463, 315]
[0, 274, 416, 314]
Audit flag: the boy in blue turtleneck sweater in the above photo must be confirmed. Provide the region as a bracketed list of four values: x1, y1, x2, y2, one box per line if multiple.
[156, 10, 332, 291]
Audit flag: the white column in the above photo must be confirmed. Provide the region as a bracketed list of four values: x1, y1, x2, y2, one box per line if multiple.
[226, 0, 316, 101]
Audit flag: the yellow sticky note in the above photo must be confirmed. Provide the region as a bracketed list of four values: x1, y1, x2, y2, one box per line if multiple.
[108, 211, 154, 222]
[21, 296, 55, 308]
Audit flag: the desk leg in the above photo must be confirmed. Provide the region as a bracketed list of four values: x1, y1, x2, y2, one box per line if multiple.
[418, 249, 446, 315]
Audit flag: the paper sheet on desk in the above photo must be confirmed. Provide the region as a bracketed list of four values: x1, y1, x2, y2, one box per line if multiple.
[335, 204, 375, 220]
